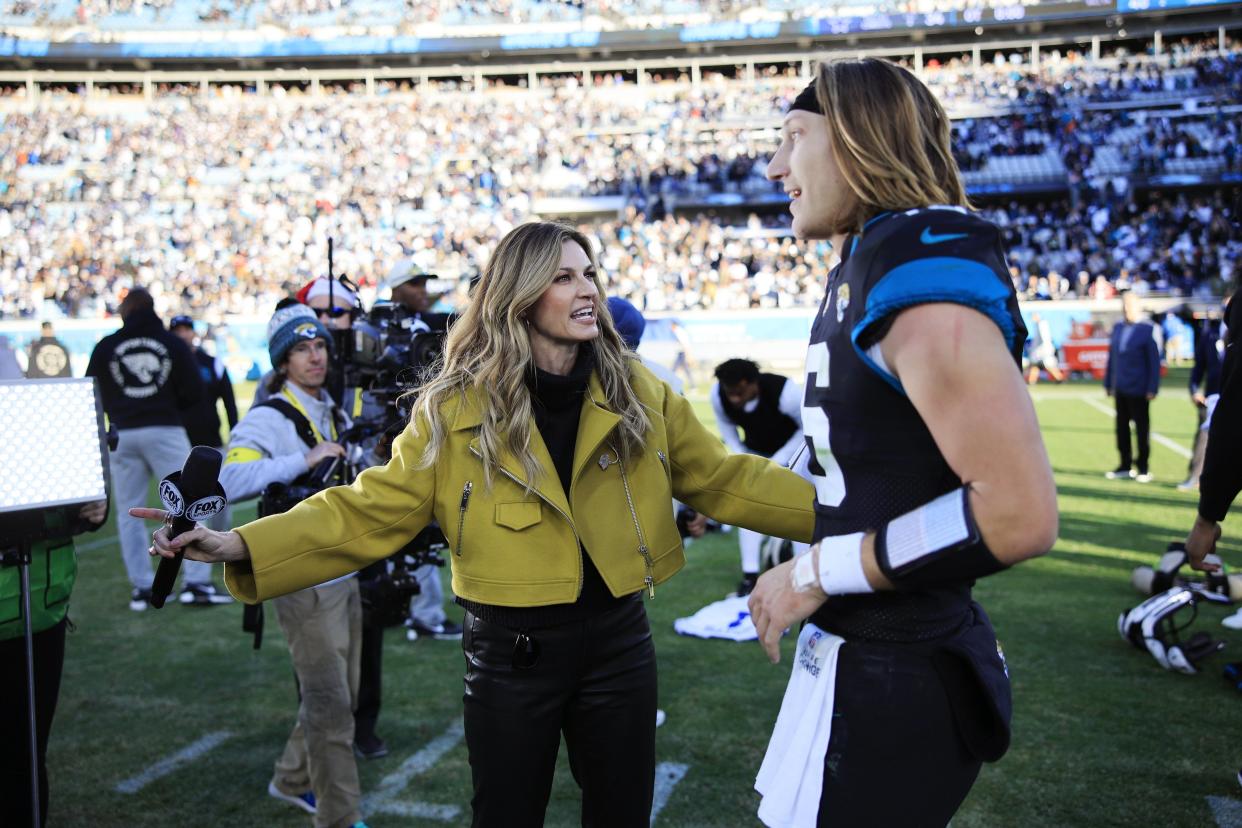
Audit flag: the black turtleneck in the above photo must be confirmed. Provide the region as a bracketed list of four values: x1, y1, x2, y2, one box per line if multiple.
[458, 345, 631, 630]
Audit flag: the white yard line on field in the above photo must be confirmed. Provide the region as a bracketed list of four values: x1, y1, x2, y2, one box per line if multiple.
[76, 533, 118, 553]
[1208, 795, 1242, 827]
[650, 762, 690, 826]
[114, 730, 233, 794]
[1077, 395, 1193, 460]
[361, 719, 464, 817]
[368, 801, 461, 821]
[1030, 392, 1192, 460]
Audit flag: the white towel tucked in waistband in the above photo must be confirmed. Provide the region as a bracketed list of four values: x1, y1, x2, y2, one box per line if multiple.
[754, 623, 844, 828]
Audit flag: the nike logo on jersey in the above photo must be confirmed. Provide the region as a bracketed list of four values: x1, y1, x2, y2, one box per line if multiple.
[920, 228, 968, 245]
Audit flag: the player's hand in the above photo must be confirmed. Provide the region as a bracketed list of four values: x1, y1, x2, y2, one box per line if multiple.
[1185, 515, 1222, 572]
[748, 551, 828, 665]
[685, 512, 709, 538]
[1193, 392, 1207, 407]
[78, 500, 108, 526]
[306, 441, 346, 469]
[128, 507, 250, 564]
[1146, 393, 1156, 401]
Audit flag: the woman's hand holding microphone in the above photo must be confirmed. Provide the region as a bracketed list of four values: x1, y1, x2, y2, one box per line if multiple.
[128, 507, 251, 564]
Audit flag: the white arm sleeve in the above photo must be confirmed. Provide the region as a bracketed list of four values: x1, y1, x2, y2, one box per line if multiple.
[769, 379, 806, 467]
[709, 381, 749, 455]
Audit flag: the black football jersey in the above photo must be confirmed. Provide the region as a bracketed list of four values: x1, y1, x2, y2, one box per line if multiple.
[802, 206, 1026, 642]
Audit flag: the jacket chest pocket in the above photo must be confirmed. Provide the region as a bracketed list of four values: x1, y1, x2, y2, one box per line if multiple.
[494, 501, 542, 531]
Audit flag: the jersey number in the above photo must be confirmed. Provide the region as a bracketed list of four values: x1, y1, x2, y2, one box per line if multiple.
[802, 341, 846, 507]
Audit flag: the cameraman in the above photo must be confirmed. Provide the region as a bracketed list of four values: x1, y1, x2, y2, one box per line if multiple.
[384, 260, 462, 641]
[383, 259, 452, 334]
[218, 304, 365, 828]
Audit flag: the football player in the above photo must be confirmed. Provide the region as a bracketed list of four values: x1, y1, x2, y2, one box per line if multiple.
[749, 59, 1059, 826]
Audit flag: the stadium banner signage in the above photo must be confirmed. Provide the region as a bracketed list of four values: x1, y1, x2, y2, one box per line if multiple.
[1117, 0, 1237, 11]
[0, 0, 1134, 61]
[679, 22, 783, 43]
[500, 31, 602, 50]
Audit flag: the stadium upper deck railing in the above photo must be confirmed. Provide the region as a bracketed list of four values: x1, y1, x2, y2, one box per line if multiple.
[0, 24, 1235, 104]
[0, 0, 1237, 61]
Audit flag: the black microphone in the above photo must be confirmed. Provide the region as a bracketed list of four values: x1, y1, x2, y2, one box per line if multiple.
[151, 446, 228, 609]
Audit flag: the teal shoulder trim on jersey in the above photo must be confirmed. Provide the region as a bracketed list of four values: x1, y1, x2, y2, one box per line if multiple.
[850, 255, 1017, 395]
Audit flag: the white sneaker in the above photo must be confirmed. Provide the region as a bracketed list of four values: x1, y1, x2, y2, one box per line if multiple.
[1222, 610, 1242, 630]
[1135, 473, 1153, 483]
[179, 583, 234, 606]
[267, 781, 316, 814]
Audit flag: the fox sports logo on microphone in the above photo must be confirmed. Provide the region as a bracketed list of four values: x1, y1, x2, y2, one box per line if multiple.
[185, 496, 227, 522]
[159, 479, 185, 516]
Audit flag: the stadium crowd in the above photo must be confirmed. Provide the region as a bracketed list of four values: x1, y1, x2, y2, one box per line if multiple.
[0, 40, 1239, 320]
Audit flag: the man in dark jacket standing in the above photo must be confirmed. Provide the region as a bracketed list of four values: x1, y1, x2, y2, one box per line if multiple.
[1104, 291, 1162, 482]
[85, 289, 222, 609]
[169, 315, 239, 570]
[26, 321, 72, 379]
[169, 314, 238, 449]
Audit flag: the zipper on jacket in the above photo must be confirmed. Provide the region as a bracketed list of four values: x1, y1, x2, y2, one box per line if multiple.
[467, 445, 583, 596]
[455, 481, 472, 557]
[657, 449, 669, 477]
[611, 443, 655, 598]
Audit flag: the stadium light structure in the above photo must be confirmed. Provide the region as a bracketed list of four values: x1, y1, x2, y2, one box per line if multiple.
[0, 378, 111, 828]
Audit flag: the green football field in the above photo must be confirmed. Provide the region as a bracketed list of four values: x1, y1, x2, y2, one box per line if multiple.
[38, 373, 1242, 827]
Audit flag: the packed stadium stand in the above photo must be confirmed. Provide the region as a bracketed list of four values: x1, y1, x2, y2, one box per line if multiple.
[0, 1, 1238, 321]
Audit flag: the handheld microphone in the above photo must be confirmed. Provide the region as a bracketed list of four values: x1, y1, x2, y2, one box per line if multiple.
[151, 446, 228, 609]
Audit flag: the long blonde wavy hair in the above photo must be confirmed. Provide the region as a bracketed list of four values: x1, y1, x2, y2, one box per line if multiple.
[814, 58, 970, 236]
[410, 221, 651, 489]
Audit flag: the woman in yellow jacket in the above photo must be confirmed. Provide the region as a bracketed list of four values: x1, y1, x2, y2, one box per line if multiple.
[137, 221, 815, 827]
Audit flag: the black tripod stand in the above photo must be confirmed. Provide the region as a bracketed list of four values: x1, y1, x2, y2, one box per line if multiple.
[1, 515, 53, 828]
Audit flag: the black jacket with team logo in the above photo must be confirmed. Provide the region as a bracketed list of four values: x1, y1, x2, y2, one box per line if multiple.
[86, 307, 203, 430]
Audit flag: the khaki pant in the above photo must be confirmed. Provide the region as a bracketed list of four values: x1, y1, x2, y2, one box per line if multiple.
[272, 578, 362, 828]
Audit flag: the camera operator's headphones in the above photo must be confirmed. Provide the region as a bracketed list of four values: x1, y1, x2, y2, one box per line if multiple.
[1118, 586, 1225, 675]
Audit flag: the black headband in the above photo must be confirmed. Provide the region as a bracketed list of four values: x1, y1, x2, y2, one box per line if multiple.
[788, 81, 823, 115]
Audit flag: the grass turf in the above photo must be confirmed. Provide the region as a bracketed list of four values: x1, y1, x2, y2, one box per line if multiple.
[38, 373, 1242, 826]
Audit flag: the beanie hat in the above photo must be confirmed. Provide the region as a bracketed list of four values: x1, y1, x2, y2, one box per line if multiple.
[267, 304, 331, 367]
[296, 277, 359, 310]
[607, 297, 647, 350]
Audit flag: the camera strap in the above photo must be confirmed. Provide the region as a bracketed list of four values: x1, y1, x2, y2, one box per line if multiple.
[253, 399, 319, 448]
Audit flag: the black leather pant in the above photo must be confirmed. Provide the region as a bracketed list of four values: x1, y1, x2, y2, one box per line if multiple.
[462, 596, 657, 828]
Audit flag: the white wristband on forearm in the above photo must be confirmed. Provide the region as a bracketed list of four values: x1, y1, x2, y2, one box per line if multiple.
[817, 532, 873, 595]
